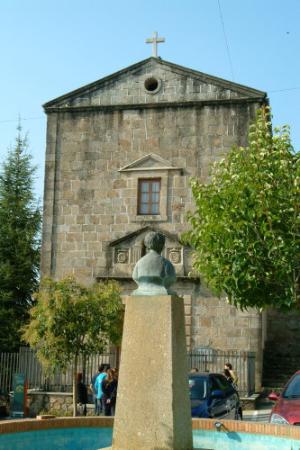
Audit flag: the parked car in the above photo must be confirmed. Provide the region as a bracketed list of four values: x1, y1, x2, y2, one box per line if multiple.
[189, 372, 242, 419]
[269, 370, 300, 425]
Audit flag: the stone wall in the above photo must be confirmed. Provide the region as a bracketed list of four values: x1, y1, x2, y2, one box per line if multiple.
[27, 391, 97, 417]
[27, 392, 73, 417]
[41, 103, 259, 283]
[266, 309, 300, 354]
[263, 309, 300, 387]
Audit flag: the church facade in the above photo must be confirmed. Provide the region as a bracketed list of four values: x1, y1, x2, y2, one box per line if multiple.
[41, 57, 268, 388]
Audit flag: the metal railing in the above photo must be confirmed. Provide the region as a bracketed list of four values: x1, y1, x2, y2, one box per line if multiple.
[0, 347, 255, 397]
[188, 349, 256, 397]
[0, 347, 118, 394]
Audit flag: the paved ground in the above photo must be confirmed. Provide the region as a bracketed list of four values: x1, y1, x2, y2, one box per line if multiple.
[243, 398, 273, 423]
[243, 408, 271, 422]
[0, 399, 275, 423]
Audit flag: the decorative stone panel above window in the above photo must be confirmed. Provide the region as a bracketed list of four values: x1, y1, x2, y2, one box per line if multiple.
[107, 226, 186, 277]
[118, 153, 183, 223]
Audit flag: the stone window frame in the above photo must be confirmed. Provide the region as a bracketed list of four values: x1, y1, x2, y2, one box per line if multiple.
[118, 155, 184, 224]
[132, 170, 168, 222]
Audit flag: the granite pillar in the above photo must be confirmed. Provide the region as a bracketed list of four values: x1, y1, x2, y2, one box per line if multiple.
[110, 295, 193, 450]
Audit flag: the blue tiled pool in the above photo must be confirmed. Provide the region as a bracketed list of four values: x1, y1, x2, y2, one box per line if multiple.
[193, 429, 300, 450]
[0, 427, 300, 450]
[0, 427, 112, 450]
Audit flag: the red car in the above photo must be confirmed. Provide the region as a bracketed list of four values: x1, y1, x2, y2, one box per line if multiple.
[269, 370, 300, 425]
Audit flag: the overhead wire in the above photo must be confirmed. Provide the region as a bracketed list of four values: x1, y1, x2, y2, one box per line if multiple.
[0, 85, 299, 126]
[217, 0, 235, 81]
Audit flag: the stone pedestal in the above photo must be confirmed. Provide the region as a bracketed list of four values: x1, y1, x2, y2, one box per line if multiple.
[110, 295, 193, 450]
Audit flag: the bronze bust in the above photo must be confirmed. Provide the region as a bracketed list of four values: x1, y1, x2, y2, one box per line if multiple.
[132, 231, 176, 296]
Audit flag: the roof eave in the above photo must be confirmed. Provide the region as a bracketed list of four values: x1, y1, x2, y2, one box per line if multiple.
[43, 57, 155, 109]
[157, 58, 267, 98]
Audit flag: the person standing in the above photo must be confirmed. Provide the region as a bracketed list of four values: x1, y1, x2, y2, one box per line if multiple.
[94, 364, 109, 415]
[90, 366, 101, 414]
[77, 373, 88, 416]
[224, 362, 238, 388]
[102, 368, 118, 416]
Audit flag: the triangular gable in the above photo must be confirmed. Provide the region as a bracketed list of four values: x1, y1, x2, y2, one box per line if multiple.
[107, 226, 187, 276]
[109, 226, 181, 247]
[118, 153, 183, 173]
[43, 57, 267, 109]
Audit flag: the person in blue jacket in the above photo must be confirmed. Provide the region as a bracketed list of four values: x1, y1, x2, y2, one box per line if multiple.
[94, 364, 109, 415]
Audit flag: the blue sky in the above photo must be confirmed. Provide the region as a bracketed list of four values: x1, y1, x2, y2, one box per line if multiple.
[0, 0, 299, 199]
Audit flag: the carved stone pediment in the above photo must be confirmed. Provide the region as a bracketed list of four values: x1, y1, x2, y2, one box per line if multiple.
[107, 226, 187, 277]
[118, 153, 183, 173]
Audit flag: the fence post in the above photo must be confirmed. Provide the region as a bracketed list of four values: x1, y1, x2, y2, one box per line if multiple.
[247, 352, 256, 396]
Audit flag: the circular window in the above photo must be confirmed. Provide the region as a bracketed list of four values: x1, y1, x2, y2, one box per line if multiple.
[144, 77, 161, 94]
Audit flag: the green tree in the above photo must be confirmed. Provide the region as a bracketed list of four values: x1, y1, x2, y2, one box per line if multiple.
[0, 125, 41, 351]
[22, 277, 124, 416]
[185, 107, 300, 311]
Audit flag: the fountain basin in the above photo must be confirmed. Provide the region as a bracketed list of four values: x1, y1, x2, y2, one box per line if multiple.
[1, 417, 300, 450]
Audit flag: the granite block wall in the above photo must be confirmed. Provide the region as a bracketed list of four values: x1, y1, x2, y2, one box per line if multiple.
[41, 58, 266, 389]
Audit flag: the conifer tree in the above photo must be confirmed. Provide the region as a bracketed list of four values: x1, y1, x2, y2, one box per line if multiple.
[0, 125, 41, 351]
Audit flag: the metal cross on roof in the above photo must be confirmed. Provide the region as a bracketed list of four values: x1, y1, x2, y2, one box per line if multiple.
[145, 32, 165, 58]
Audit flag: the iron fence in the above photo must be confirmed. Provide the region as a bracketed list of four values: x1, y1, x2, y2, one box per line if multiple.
[0, 351, 19, 395]
[0, 347, 255, 397]
[0, 347, 118, 394]
[188, 349, 256, 396]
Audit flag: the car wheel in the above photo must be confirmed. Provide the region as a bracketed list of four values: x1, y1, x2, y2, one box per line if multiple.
[235, 408, 243, 420]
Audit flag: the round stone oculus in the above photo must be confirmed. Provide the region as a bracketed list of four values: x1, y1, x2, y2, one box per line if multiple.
[144, 77, 161, 94]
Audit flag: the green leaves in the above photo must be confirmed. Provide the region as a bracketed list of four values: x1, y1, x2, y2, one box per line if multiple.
[22, 277, 124, 372]
[184, 107, 300, 311]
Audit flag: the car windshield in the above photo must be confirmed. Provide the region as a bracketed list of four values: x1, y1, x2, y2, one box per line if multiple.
[283, 374, 300, 399]
[189, 376, 207, 400]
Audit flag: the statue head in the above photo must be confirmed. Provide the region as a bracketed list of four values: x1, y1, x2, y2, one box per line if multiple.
[144, 231, 165, 254]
